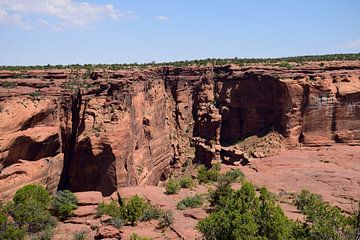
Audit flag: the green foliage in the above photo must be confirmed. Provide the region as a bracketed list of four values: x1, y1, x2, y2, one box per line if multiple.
[129, 233, 152, 240]
[197, 163, 221, 184]
[4, 185, 56, 236]
[219, 169, 244, 185]
[10, 200, 55, 233]
[179, 176, 194, 188]
[140, 205, 162, 222]
[2, 81, 16, 89]
[177, 195, 204, 210]
[278, 61, 294, 69]
[51, 190, 78, 219]
[31, 225, 54, 240]
[158, 210, 174, 229]
[109, 216, 124, 228]
[29, 90, 41, 99]
[294, 189, 356, 240]
[97, 196, 151, 227]
[198, 182, 293, 240]
[97, 201, 122, 218]
[0, 221, 26, 240]
[0, 204, 26, 240]
[208, 169, 244, 207]
[13, 184, 50, 208]
[73, 231, 88, 240]
[1, 53, 360, 71]
[125, 195, 149, 226]
[165, 179, 180, 195]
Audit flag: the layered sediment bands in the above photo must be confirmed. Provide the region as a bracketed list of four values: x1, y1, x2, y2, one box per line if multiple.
[1, 62, 360, 198]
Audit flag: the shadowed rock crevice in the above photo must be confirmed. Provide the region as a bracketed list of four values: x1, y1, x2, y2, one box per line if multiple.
[68, 138, 117, 196]
[58, 90, 83, 191]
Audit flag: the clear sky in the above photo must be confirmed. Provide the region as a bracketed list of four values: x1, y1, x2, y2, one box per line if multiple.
[0, 0, 359, 65]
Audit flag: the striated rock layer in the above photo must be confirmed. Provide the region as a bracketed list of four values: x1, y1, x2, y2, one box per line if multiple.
[1, 61, 360, 199]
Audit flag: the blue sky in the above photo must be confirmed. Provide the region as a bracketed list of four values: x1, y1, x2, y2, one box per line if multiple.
[0, 0, 359, 65]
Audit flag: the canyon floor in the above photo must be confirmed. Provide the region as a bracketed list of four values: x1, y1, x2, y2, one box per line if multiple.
[51, 144, 360, 240]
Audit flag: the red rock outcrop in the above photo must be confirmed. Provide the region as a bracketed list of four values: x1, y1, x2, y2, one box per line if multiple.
[1, 61, 360, 199]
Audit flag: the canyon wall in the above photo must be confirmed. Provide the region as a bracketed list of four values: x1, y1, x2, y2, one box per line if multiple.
[1, 62, 360, 199]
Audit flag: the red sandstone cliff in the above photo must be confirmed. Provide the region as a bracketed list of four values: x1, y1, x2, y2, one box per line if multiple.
[1, 61, 360, 199]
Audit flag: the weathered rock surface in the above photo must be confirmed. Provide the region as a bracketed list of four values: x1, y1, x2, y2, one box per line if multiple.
[235, 145, 360, 212]
[1, 61, 360, 200]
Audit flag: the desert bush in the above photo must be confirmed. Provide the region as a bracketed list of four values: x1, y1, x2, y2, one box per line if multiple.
[109, 215, 124, 228]
[158, 210, 174, 229]
[177, 195, 204, 210]
[218, 169, 244, 185]
[140, 205, 162, 221]
[278, 61, 293, 69]
[9, 185, 55, 234]
[129, 233, 151, 240]
[0, 221, 26, 240]
[13, 185, 50, 208]
[198, 182, 292, 240]
[165, 179, 180, 195]
[29, 91, 41, 99]
[2, 81, 16, 89]
[197, 163, 221, 184]
[97, 201, 122, 218]
[125, 195, 149, 226]
[73, 231, 88, 240]
[51, 190, 78, 219]
[31, 225, 54, 240]
[209, 169, 244, 207]
[0, 204, 26, 240]
[0, 104, 4, 113]
[10, 200, 55, 233]
[294, 189, 356, 239]
[179, 176, 194, 188]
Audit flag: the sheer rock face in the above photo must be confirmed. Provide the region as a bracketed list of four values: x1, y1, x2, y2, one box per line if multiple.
[1, 62, 360, 199]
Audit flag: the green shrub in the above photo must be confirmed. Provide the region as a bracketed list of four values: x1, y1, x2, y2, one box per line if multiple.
[0, 221, 26, 240]
[0, 204, 26, 240]
[140, 205, 162, 221]
[52, 190, 78, 219]
[125, 195, 148, 226]
[197, 163, 221, 184]
[32, 225, 54, 240]
[294, 189, 322, 212]
[294, 189, 356, 240]
[279, 61, 293, 69]
[218, 169, 244, 185]
[177, 195, 204, 210]
[209, 169, 245, 207]
[179, 176, 194, 188]
[10, 200, 54, 233]
[2, 81, 16, 89]
[158, 210, 173, 229]
[29, 91, 41, 99]
[165, 179, 180, 195]
[197, 182, 293, 240]
[129, 233, 151, 240]
[109, 215, 124, 228]
[13, 185, 50, 208]
[73, 231, 88, 240]
[97, 201, 122, 218]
